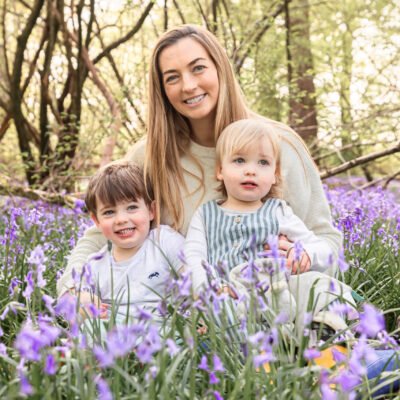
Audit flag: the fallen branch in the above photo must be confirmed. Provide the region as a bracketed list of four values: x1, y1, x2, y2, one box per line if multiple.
[320, 141, 400, 180]
[0, 182, 81, 208]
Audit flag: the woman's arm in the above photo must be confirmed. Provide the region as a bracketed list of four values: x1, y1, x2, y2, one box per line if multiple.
[278, 130, 342, 261]
[184, 207, 209, 295]
[277, 201, 336, 273]
[56, 225, 107, 298]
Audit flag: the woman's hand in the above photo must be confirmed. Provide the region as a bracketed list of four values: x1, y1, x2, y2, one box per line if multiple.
[287, 248, 311, 274]
[217, 284, 238, 299]
[264, 234, 311, 274]
[263, 234, 292, 257]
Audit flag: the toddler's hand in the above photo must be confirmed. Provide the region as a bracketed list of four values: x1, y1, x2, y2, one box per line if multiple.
[287, 249, 311, 274]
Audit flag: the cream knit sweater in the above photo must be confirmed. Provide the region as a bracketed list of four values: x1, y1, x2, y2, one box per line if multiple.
[57, 126, 342, 297]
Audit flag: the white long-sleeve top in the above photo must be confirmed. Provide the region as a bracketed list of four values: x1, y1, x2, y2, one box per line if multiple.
[185, 200, 334, 294]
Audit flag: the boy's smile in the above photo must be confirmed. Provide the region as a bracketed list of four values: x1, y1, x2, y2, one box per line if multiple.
[92, 198, 155, 262]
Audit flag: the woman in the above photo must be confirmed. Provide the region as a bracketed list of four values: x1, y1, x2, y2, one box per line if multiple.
[57, 24, 398, 396]
[57, 24, 341, 296]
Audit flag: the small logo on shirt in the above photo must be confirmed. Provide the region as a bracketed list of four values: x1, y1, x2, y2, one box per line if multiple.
[148, 272, 160, 280]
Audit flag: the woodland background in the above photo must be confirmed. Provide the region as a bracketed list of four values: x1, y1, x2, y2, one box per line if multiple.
[0, 0, 399, 197]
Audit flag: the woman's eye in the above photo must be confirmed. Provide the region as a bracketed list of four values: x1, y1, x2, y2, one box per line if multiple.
[193, 65, 206, 73]
[259, 159, 269, 166]
[233, 157, 245, 164]
[165, 75, 178, 84]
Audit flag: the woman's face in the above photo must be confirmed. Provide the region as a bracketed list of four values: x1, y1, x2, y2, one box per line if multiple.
[159, 37, 219, 129]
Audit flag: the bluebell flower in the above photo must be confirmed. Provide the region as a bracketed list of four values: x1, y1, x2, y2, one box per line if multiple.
[44, 354, 57, 375]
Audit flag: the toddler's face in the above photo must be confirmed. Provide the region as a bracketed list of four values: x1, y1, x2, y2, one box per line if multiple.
[92, 197, 155, 260]
[217, 138, 277, 211]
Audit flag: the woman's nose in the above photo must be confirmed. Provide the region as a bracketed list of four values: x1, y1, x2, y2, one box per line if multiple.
[182, 73, 197, 92]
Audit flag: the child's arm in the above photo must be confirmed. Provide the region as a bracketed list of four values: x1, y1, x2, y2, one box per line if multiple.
[184, 207, 209, 295]
[277, 201, 335, 274]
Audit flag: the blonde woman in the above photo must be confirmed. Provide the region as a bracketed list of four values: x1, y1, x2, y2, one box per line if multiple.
[56, 25, 400, 394]
[57, 24, 341, 297]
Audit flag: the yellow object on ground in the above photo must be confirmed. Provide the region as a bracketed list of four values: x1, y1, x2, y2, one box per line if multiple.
[313, 345, 348, 369]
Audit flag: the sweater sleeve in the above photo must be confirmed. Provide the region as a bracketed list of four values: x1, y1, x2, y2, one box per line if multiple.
[159, 225, 185, 273]
[277, 201, 335, 273]
[278, 130, 342, 262]
[57, 140, 148, 299]
[56, 225, 107, 298]
[184, 207, 209, 294]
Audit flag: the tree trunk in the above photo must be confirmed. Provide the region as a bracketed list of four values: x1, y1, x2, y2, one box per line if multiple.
[285, 0, 318, 144]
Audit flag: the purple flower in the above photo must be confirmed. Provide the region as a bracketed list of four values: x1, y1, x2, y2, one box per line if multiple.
[96, 376, 113, 400]
[44, 354, 57, 375]
[0, 343, 7, 356]
[338, 250, 349, 272]
[165, 338, 179, 356]
[332, 347, 347, 364]
[18, 370, 33, 396]
[253, 352, 275, 368]
[22, 271, 35, 299]
[334, 370, 361, 392]
[213, 355, 224, 372]
[42, 294, 55, 315]
[209, 372, 219, 385]
[213, 391, 224, 400]
[55, 294, 77, 322]
[356, 304, 385, 338]
[198, 355, 209, 371]
[304, 348, 321, 361]
[94, 345, 115, 368]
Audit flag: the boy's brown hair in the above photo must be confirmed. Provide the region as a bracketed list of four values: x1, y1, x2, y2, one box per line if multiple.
[85, 160, 154, 216]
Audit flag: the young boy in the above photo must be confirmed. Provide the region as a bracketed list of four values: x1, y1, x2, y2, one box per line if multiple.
[61, 160, 184, 325]
[185, 119, 356, 334]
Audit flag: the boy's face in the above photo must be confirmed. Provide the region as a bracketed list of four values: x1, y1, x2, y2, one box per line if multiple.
[216, 138, 277, 211]
[92, 197, 155, 260]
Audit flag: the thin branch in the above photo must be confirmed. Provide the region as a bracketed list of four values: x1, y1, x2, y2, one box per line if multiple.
[92, 0, 155, 65]
[234, 1, 287, 73]
[172, 0, 186, 24]
[0, 113, 11, 141]
[320, 141, 400, 179]
[355, 169, 400, 191]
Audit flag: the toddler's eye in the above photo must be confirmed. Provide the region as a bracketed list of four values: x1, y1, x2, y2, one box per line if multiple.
[128, 204, 138, 211]
[233, 157, 245, 164]
[259, 159, 269, 166]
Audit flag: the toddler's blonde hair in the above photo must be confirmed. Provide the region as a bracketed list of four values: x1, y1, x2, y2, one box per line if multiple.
[216, 119, 282, 200]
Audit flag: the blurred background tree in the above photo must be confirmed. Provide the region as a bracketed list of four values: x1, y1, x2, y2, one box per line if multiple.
[0, 0, 399, 196]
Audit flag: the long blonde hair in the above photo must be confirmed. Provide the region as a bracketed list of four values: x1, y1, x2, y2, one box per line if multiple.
[144, 24, 311, 231]
[145, 24, 249, 230]
[215, 119, 282, 201]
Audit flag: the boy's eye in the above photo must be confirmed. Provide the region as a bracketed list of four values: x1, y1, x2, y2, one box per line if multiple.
[102, 210, 114, 216]
[233, 157, 245, 164]
[259, 159, 269, 166]
[127, 204, 138, 211]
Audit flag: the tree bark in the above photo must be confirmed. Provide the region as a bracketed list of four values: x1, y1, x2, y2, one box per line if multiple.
[285, 0, 318, 144]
